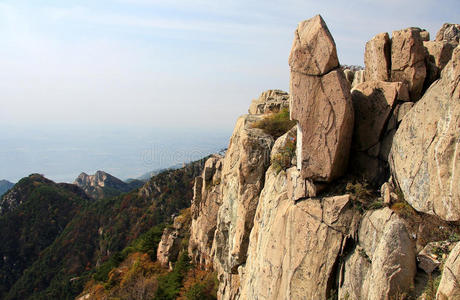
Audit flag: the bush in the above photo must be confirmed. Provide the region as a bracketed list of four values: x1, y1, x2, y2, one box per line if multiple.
[183, 271, 218, 300]
[390, 201, 417, 218]
[251, 108, 296, 138]
[154, 251, 191, 300]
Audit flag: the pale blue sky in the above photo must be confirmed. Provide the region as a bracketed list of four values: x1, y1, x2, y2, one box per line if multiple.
[0, 0, 458, 182]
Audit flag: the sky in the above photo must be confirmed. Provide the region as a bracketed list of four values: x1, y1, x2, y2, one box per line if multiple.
[0, 0, 458, 182]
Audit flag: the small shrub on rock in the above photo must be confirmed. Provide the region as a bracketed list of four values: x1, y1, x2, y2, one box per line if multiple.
[252, 108, 296, 138]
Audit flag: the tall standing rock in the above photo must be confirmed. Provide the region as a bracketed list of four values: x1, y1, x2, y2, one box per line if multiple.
[390, 27, 427, 100]
[289, 15, 354, 182]
[288, 15, 338, 76]
[188, 155, 223, 267]
[390, 45, 460, 221]
[364, 32, 391, 81]
[212, 114, 274, 300]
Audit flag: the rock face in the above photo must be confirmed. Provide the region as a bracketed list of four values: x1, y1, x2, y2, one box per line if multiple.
[339, 208, 416, 300]
[424, 41, 456, 87]
[212, 114, 274, 300]
[352, 69, 365, 88]
[436, 23, 460, 44]
[437, 242, 460, 299]
[352, 81, 409, 151]
[74, 171, 143, 200]
[349, 80, 410, 184]
[390, 27, 427, 100]
[157, 210, 191, 267]
[364, 32, 391, 81]
[288, 15, 338, 76]
[188, 155, 223, 267]
[248, 90, 289, 115]
[289, 15, 354, 182]
[239, 165, 358, 300]
[390, 46, 460, 221]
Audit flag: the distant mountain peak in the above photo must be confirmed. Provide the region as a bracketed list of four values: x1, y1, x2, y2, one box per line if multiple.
[0, 179, 15, 198]
[74, 171, 143, 200]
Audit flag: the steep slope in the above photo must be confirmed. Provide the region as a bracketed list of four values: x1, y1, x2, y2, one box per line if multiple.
[74, 170, 144, 200]
[4, 158, 207, 300]
[0, 174, 90, 299]
[0, 180, 14, 197]
[187, 17, 460, 300]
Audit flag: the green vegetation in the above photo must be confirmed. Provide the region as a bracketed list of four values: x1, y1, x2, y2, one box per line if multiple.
[390, 201, 417, 218]
[251, 108, 296, 138]
[424, 274, 441, 300]
[0, 175, 90, 299]
[94, 223, 165, 283]
[345, 181, 381, 212]
[2, 158, 207, 300]
[183, 271, 218, 300]
[155, 251, 191, 300]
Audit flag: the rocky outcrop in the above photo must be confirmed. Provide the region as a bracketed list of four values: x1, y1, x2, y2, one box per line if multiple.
[188, 155, 223, 267]
[349, 81, 410, 184]
[424, 41, 456, 88]
[185, 19, 460, 300]
[157, 210, 191, 267]
[351, 81, 409, 151]
[289, 15, 354, 182]
[248, 90, 289, 115]
[288, 15, 338, 76]
[390, 45, 460, 221]
[212, 114, 274, 299]
[352, 69, 365, 88]
[436, 23, 460, 44]
[239, 165, 358, 300]
[339, 208, 416, 300]
[74, 171, 143, 200]
[390, 27, 427, 101]
[364, 32, 391, 81]
[437, 242, 460, 299]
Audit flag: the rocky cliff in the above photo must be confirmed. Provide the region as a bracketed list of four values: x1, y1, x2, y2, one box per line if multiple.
[188, 17, 460, 300]
[74, 170, 144, 200]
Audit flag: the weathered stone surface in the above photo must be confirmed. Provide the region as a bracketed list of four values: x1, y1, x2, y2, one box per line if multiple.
[396, 102, 414, 122]
[239, 165, 358, 300]
[339, 208, 416, 300]
[390, 46, 460, 221]
[352, 70, 365, 88]
[344, 69, 355, 86]
[248, 90, 290, 115]
[424, 40, 456, 87]
[290, 69, 354, 181]
[352, 80, 409, 151]
[188, 155, 223, 267]
[288, 15, 339, 75]
[212, 114, 274, 299]
[270, 125, 296, 163]
[436, 23, 460, 44]
[420, 29, 430, 41]
[391, 27, 427, 100]
[286, 167, 317, 201]
[437, 242, 460, 299]
[364, 32, 391, 81]
[157, 212, 190, 267]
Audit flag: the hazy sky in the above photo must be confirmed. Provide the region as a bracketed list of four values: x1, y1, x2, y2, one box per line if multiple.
[0, 0, 458, 182]
[1, 0, 458, 128]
